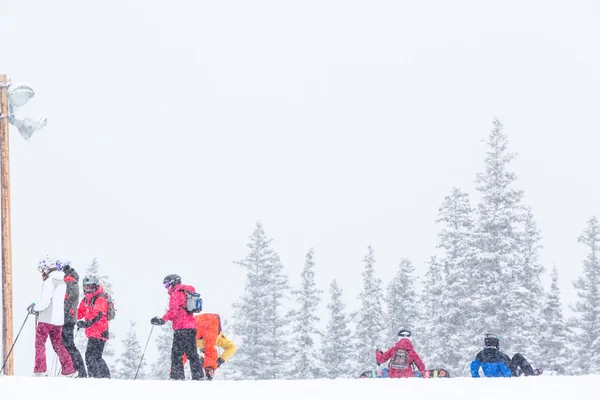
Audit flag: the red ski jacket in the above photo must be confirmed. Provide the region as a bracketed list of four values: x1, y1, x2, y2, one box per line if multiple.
[77, 285, 109, 340]
[375, 338, 426, 378]
[162, 283, 197, 330]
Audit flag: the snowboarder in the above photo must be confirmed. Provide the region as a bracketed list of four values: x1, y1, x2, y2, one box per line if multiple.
[61, 260, 87, 378]
[28, 255, 76, 377]
[375, 329, 426, 378]
[470, 333, 542, 378]
[151, 274, 204, 380]
[77, 275, 111, 378]
[181, 313, 237, 380]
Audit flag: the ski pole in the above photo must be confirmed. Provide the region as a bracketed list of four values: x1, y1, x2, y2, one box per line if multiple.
[1, 313, 31, 375]
[134, 325, 154, 380]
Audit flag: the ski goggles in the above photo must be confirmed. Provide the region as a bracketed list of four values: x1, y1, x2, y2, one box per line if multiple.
[164, 282, 171, 289]
[484, 333, 500, 340]
[83, 284, 97, 292]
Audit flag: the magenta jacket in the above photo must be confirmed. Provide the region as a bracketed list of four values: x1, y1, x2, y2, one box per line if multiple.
[161, 283, 197, 330]
[375, 338, 426, 378]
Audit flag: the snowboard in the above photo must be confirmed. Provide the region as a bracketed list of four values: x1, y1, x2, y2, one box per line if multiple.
[359, 368, 389, 378]
[359, 368, 450, 378]
[416, 368, 450, 378]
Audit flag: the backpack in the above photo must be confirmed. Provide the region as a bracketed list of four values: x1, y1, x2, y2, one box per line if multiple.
[182, 290, 203, 313]
[389, 348, 410, 370]
[89, 292, 116, 321]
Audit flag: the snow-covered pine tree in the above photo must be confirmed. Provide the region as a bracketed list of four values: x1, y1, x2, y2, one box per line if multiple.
[354, 245, 386, 372]
[385, 258, 419, 345]
[539, 265, 568, 374]
[321, 279, 353, 378]
[148, 321, 173, 380]
[473, 118, 541, 354]
[288, 247, 323, 379]
[114, 321, 146, 380]
[418, 256, 446, 370]
[509, 206, 545, 360]
[570, 216, 600, 375]
[434, 187, 479, 375]
[229, 222, 292, 380]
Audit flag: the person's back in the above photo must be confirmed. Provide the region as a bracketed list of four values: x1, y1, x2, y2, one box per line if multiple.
[30, 255, 75, 377]
[60, 260, 87, 378]
[471, 334, 512, 378]
[471, 347, 512, 377]
[62, 263, 80, 324]
[375, 329, 425, 378]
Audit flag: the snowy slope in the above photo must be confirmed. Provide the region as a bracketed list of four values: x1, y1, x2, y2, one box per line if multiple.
[0, 375, 598, 400]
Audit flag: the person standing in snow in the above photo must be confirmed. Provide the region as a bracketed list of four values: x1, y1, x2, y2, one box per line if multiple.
[60, 260, 87, 378]
[28, 255, 76, 377]
[77, 275, 111, 378]
[375, 329, 426, 378]
[151, 274, 204, 380]
[470, 333, 542, 378]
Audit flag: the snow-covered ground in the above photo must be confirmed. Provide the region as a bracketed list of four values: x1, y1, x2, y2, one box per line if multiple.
[1, 375, 598, 400]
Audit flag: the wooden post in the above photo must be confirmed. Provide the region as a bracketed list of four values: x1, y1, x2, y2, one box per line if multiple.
[0, 73, 14, 376]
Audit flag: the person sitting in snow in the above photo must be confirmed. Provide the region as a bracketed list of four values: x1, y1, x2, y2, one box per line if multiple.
[470, 333, 542, 378]
[375, 329, 426, 378]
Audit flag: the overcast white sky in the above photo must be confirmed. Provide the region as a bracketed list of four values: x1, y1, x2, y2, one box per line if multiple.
[1, 0, 599, 375]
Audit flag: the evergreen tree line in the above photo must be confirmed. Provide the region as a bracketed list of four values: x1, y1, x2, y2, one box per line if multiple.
[115, 118, 600, 379]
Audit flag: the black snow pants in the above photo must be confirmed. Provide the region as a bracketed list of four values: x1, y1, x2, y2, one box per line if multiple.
[86, 338, 111, 378]
[509, 353, 535, 376]
[62, 323, 87, 377]
[170, 328, 204, 380]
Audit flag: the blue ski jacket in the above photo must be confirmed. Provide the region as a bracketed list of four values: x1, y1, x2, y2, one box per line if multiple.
[471, 348, 512, 378]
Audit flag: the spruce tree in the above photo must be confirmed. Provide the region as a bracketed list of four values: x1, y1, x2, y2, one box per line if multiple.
[570, 216, 600, 374]
[418, 256, 446, 370]
[114, 321, 146, 380]
[434, 187, 479, 375]
[509, 206, 545, 359]
[149, 321, 174, 380]
[321, 280, 353, 378]
[473, 118, 543, 354]
[229, 222, 291, 380]
[288, 247, 323, 379]
[354, 245, 386, 372]
[385, 258, 419, 344]
[540, 265, 568, 374]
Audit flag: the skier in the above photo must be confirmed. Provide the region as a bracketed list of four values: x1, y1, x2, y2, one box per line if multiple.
[151, 274, 204, 380]
[181, 313, 237, 380]
[375, 329, 426, 378]
[77, 275, 111, 378]
[61, 260, 87, 378]
[470, 333, 542, 378]
[27, 255, 76, 377]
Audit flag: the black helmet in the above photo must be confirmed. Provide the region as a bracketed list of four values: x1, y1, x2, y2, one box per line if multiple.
[163, 274, 181, 288]
[82, 275, 99, 293]
[484, 333, 500, 349]
[397, 329, 411, 338]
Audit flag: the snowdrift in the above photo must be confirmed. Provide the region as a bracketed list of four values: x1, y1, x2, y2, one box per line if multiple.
[1, 375, 599, 400]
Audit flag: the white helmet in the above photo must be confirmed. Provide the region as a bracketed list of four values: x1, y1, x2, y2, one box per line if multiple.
[37, 255, 59, 274]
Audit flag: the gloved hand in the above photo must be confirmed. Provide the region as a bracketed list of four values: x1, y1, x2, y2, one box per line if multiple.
[77, 320, 91, 329]
[26, 303, 37, 315]
[151, 317, 165, 326]
[204, 366, 214, 381]
[216, 357, 225, 367]
[376, 348, 383, 366]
